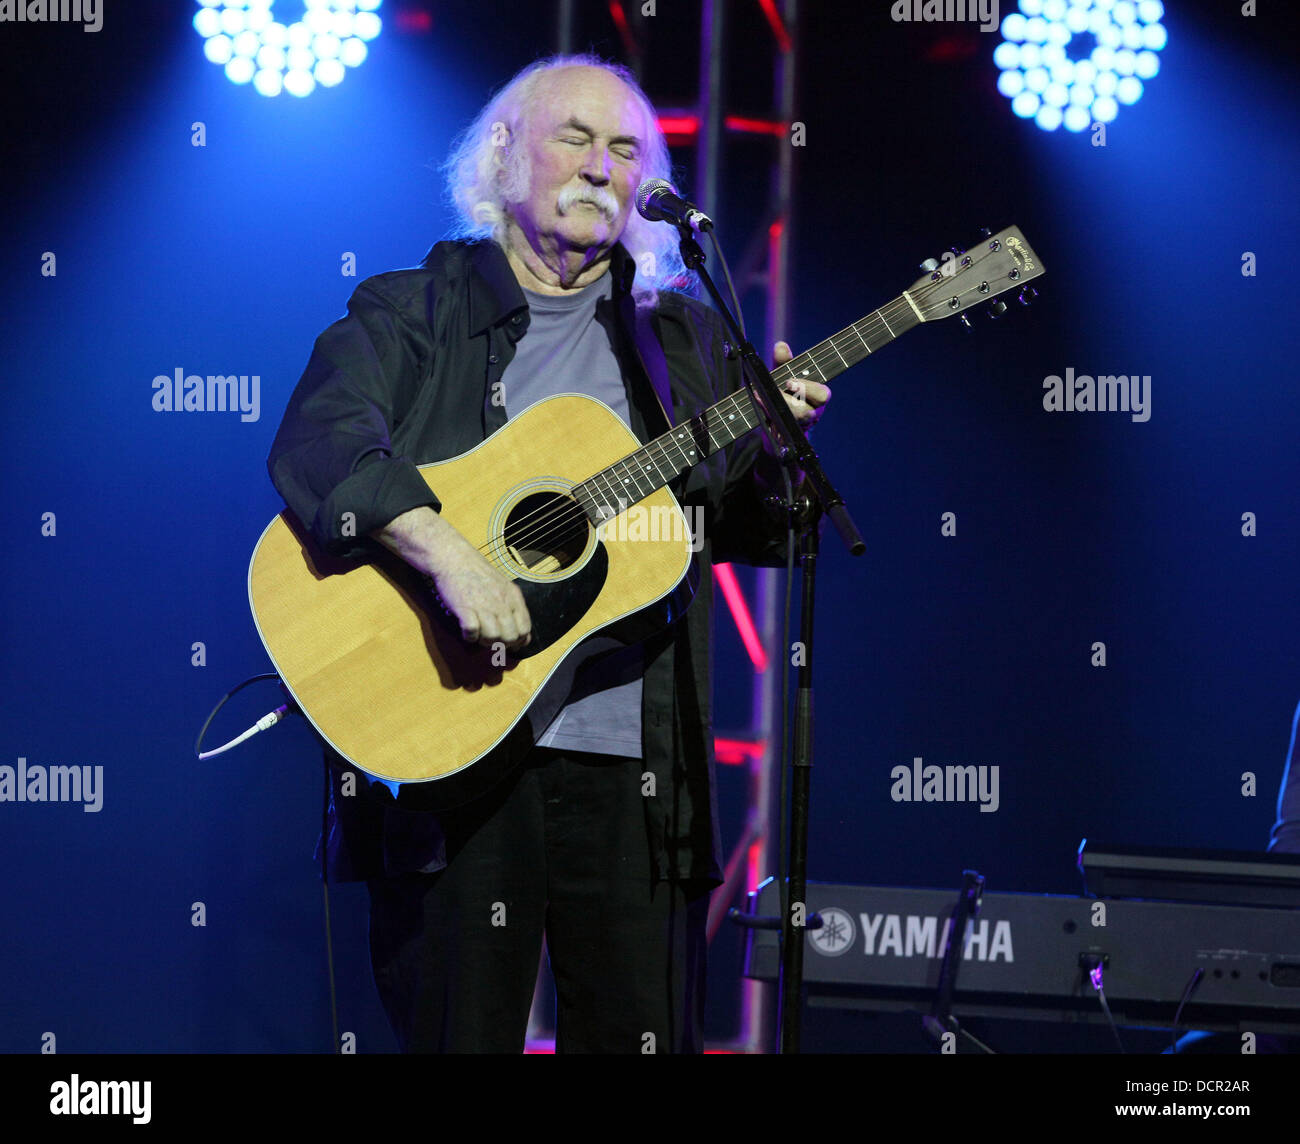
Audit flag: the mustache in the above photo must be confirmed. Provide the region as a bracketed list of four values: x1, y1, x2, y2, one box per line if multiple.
[556, 185, 620, 220]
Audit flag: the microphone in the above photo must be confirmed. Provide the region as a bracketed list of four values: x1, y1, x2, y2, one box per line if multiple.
[635, 179, 714, 233]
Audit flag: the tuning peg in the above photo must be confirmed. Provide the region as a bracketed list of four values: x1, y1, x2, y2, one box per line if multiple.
[978, 227, 992, 238]
[950, 246, 966, 258]
[986, 299, 1008, 319]
[959, 313, 974, 330]
[919, 257, 939, 273]
[1018, 286, 1039, 307]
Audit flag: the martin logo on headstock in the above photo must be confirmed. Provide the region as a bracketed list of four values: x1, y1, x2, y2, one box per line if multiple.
[1004, 233, 1039, 275]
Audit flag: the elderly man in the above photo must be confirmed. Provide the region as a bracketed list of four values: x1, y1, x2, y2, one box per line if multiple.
[268, 54, 829, 1053]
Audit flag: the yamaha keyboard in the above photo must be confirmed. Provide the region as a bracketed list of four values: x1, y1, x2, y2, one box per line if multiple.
[741, 874, 1300, 1033]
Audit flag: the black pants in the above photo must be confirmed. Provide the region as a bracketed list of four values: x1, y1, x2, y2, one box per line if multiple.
[366, 748, 711, 1053]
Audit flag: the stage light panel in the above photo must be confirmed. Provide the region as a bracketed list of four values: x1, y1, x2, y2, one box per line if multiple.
[996, 0, 1164, 132]
[194, 0, 381, 97]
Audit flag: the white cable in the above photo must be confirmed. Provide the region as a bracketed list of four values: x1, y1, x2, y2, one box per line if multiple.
[198, 704, 293, 760]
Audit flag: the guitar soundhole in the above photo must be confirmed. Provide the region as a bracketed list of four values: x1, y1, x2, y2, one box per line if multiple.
[503, 491, 590, 574]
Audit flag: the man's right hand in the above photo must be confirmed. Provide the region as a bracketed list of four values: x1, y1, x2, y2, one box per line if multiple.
[370, 506, 532, 651]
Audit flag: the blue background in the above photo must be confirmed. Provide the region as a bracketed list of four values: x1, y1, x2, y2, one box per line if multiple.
[0, 0, 1296, 1053]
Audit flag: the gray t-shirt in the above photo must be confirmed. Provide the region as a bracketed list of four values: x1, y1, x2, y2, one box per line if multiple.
[501, 272, 643, 759]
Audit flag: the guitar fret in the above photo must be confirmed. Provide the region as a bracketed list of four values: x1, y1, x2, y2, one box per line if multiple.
[650, 444, 674, 476]
[663, 427, 695, 471]
[612, 460, 636, 510]
[789, 356, 816, 382]
[589, 471, 610, 511]
[615, 457, 641, 503]
[859, 316, 882, 351]
[624, 457, 648, 503]
[589, 468, 619, 520]
[611, 466, 632, 513]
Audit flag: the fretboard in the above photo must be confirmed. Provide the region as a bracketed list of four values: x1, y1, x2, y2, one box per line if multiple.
[574, 294, 922, 521]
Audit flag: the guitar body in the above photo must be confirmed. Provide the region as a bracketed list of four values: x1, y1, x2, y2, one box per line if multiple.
[248, 394, 696, 809]
[248, 225, 1045, 808]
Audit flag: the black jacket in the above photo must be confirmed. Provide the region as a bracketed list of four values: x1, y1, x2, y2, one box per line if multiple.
[267, 239, 789, 885]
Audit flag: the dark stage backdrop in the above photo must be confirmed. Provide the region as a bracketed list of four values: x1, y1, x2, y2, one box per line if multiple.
[1, 1, 1296, 1054]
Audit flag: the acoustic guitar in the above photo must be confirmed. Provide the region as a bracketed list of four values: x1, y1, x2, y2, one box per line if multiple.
[248, 226, 1044, 808]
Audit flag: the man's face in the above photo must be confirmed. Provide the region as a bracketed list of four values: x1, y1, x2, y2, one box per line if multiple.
[506, 66, 647, 259]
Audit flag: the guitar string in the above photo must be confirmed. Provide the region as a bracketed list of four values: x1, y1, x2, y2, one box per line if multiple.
[470, 290, 921, 563]
[472, 393, 748, 572]
[470, 286, 927, 564]
[466, 267, 1002, 568]
[469, 278, 949, 566]
[478, 390, 756, 572]
[479, 411, 740, 571]
[469, 278, 949, 568]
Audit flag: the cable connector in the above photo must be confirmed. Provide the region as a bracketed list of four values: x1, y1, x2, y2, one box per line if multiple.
[195, 673, 299, 760]
[257, 704, 291, 732]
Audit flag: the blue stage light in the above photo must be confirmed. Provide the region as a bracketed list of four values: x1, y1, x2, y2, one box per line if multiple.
[203, 34, 234, 65]
[194, 1, 381, 97]
[1035, 104, 1063, 131]
[995, 0, 1165, 131]
[997, 69, 1026, 97]
[1002, 13, 1029, 41]
[1012, 91, 1041, 119]
[1063, 104, 1091, 132]
[194, 6, 222, 39]
[225, 56, 255, 85]
[314, 58, 345, 87]
[993, 41, 1021, 70]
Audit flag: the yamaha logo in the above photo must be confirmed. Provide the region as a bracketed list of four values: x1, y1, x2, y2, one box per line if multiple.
[809, 907, 855, 957]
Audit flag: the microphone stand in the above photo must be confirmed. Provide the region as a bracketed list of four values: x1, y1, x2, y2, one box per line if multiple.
[674, 223, 865, 1054]
[922, 870, 996, 1054]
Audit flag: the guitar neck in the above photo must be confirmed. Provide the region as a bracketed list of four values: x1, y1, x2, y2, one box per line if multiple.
[574, 293, 922, 522]
[772, 291, 923, 388]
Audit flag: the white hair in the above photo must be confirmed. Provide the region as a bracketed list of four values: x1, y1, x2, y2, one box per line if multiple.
[442, 53, 693, 298]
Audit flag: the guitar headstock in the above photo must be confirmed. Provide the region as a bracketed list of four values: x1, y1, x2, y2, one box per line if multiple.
[907, 226, 1045, 323]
